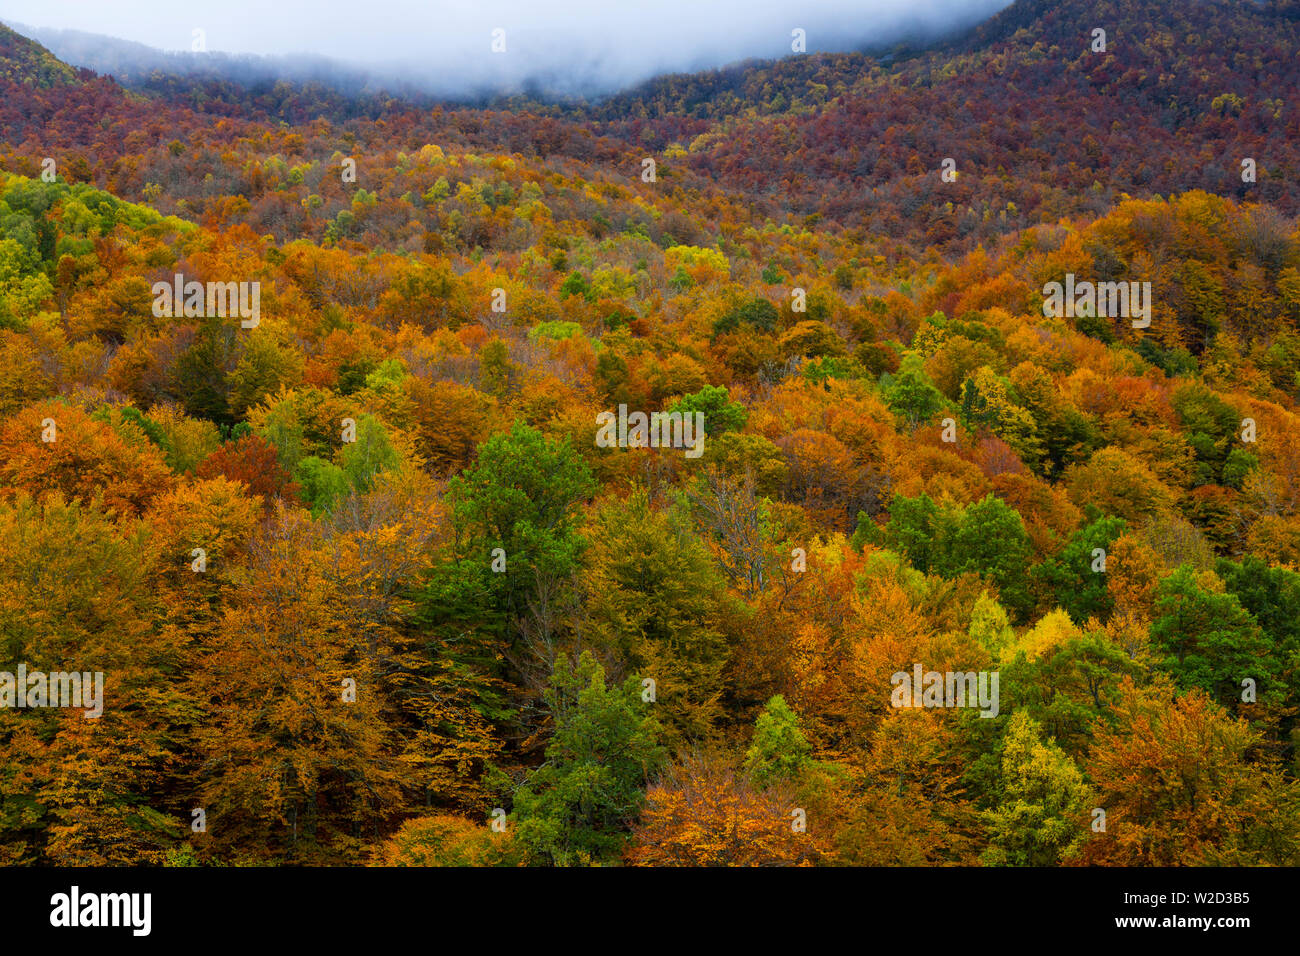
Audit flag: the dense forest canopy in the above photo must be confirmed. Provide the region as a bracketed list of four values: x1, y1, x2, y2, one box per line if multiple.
[0, 0, 1298, 867]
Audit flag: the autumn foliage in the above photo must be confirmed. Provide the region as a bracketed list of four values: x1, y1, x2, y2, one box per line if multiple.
[2, 2, 1300, 867]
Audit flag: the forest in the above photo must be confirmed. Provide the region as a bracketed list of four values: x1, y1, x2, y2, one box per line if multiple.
[0, 0, 1299, 868]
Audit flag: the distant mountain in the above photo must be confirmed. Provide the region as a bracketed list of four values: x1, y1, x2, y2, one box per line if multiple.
[0, 21, 80, 87]
[5, 21, 392, 96]
[4, 4, 1009, 104]
[2, 0, 1298, 255]
[587, 0, 1300, 237]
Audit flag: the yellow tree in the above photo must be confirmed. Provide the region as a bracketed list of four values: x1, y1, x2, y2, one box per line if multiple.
[627, 754, 818, 866]
[1081, 679, 1300, 866]
[190, 505, 410, 862]
[0, 493, 185, 864]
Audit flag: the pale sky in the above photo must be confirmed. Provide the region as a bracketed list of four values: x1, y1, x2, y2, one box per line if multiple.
[0, 0, 1012, 94]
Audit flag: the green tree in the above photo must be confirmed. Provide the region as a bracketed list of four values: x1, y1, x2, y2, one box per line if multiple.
[882, 356, 946, 430]
[558, 272, 589, 300]
[1150, 566, 1276, 712]
[882, 492, 941, 572]
[513, 652, 665, 865]
[364, 358, 408, 391]
[478, 339, 515, 398]
[1172, 382, 1240, 485]
[226, 331, 304, 419]
[293, 456, 349, 516]
[886, 493, 1034, 620]
[1216, 556, 1300, 658]
[584, 490, 728, 746]
[594, 349, 633, 406]
[937, 495, 1034, 621]
[999, 634, 1144, 755]
[712, 296, 778, 337]
[667, 384, 748, 436]
[743, 695, 812, 787]
[981, 711, 1093, 866]
[171, 319, 237, 426]
[339, 414, 401, 493]
[1033, 516, 1127, 623]
[444, 422, 595, 648]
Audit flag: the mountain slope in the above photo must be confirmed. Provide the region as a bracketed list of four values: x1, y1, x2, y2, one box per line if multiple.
[585, 0, 1300, 247]
[0, 21, 79, 87]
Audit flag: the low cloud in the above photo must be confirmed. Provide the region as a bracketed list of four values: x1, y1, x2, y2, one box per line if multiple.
[1, 0, 1013, 98]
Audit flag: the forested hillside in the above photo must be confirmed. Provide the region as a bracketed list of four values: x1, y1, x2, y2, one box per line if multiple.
[1, 0, 1298, 867]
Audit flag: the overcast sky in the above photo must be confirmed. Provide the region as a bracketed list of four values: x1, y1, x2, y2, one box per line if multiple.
[0, 0, 1012, 94]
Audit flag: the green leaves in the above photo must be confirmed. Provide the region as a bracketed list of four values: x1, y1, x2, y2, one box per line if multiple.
[292, 415, 400, 516]
[339, 414, 401, 493]
[666, 384, 748, 438]
[711, 296, 778, 337]
[1150, 565, 1276, 713]
[1033, 515, 1127, 624]
[513, 651, 664, 866]
[584, 489, 728, 746]
[449, 421, 593, 560]
[743, 695, 811, 788]
[881, 355, 945, 430]
[293, 457, 349, 516]
[980, 711, 1092, 867]
[884, 492, 1034, 621]
[439, 422, 595, 655]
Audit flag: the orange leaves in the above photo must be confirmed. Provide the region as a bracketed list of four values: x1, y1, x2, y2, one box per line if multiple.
[189, 506, 406, 860]
[406, 378, 501, 475]
[0, 400, 172, 516]
[991, 471, 1080, 555]
[179, 476, 468, 861]
[889, 436, 991, 507]
[0, 492, 186, 865]
[1080, 679, 1300, 866]
[1105, 533, 1162, 625]
[1064, 447, 1175, 526]
[374, 814, 521, 867]
[834, 708, 982, 865]
[774, 428, 865, 529]
[628, 755, 816, 867]
[5, 23, 1300, 870]
[0, 330, 53, 416]
[146, 476, 260, 581]
[195, 433, 299, 511]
